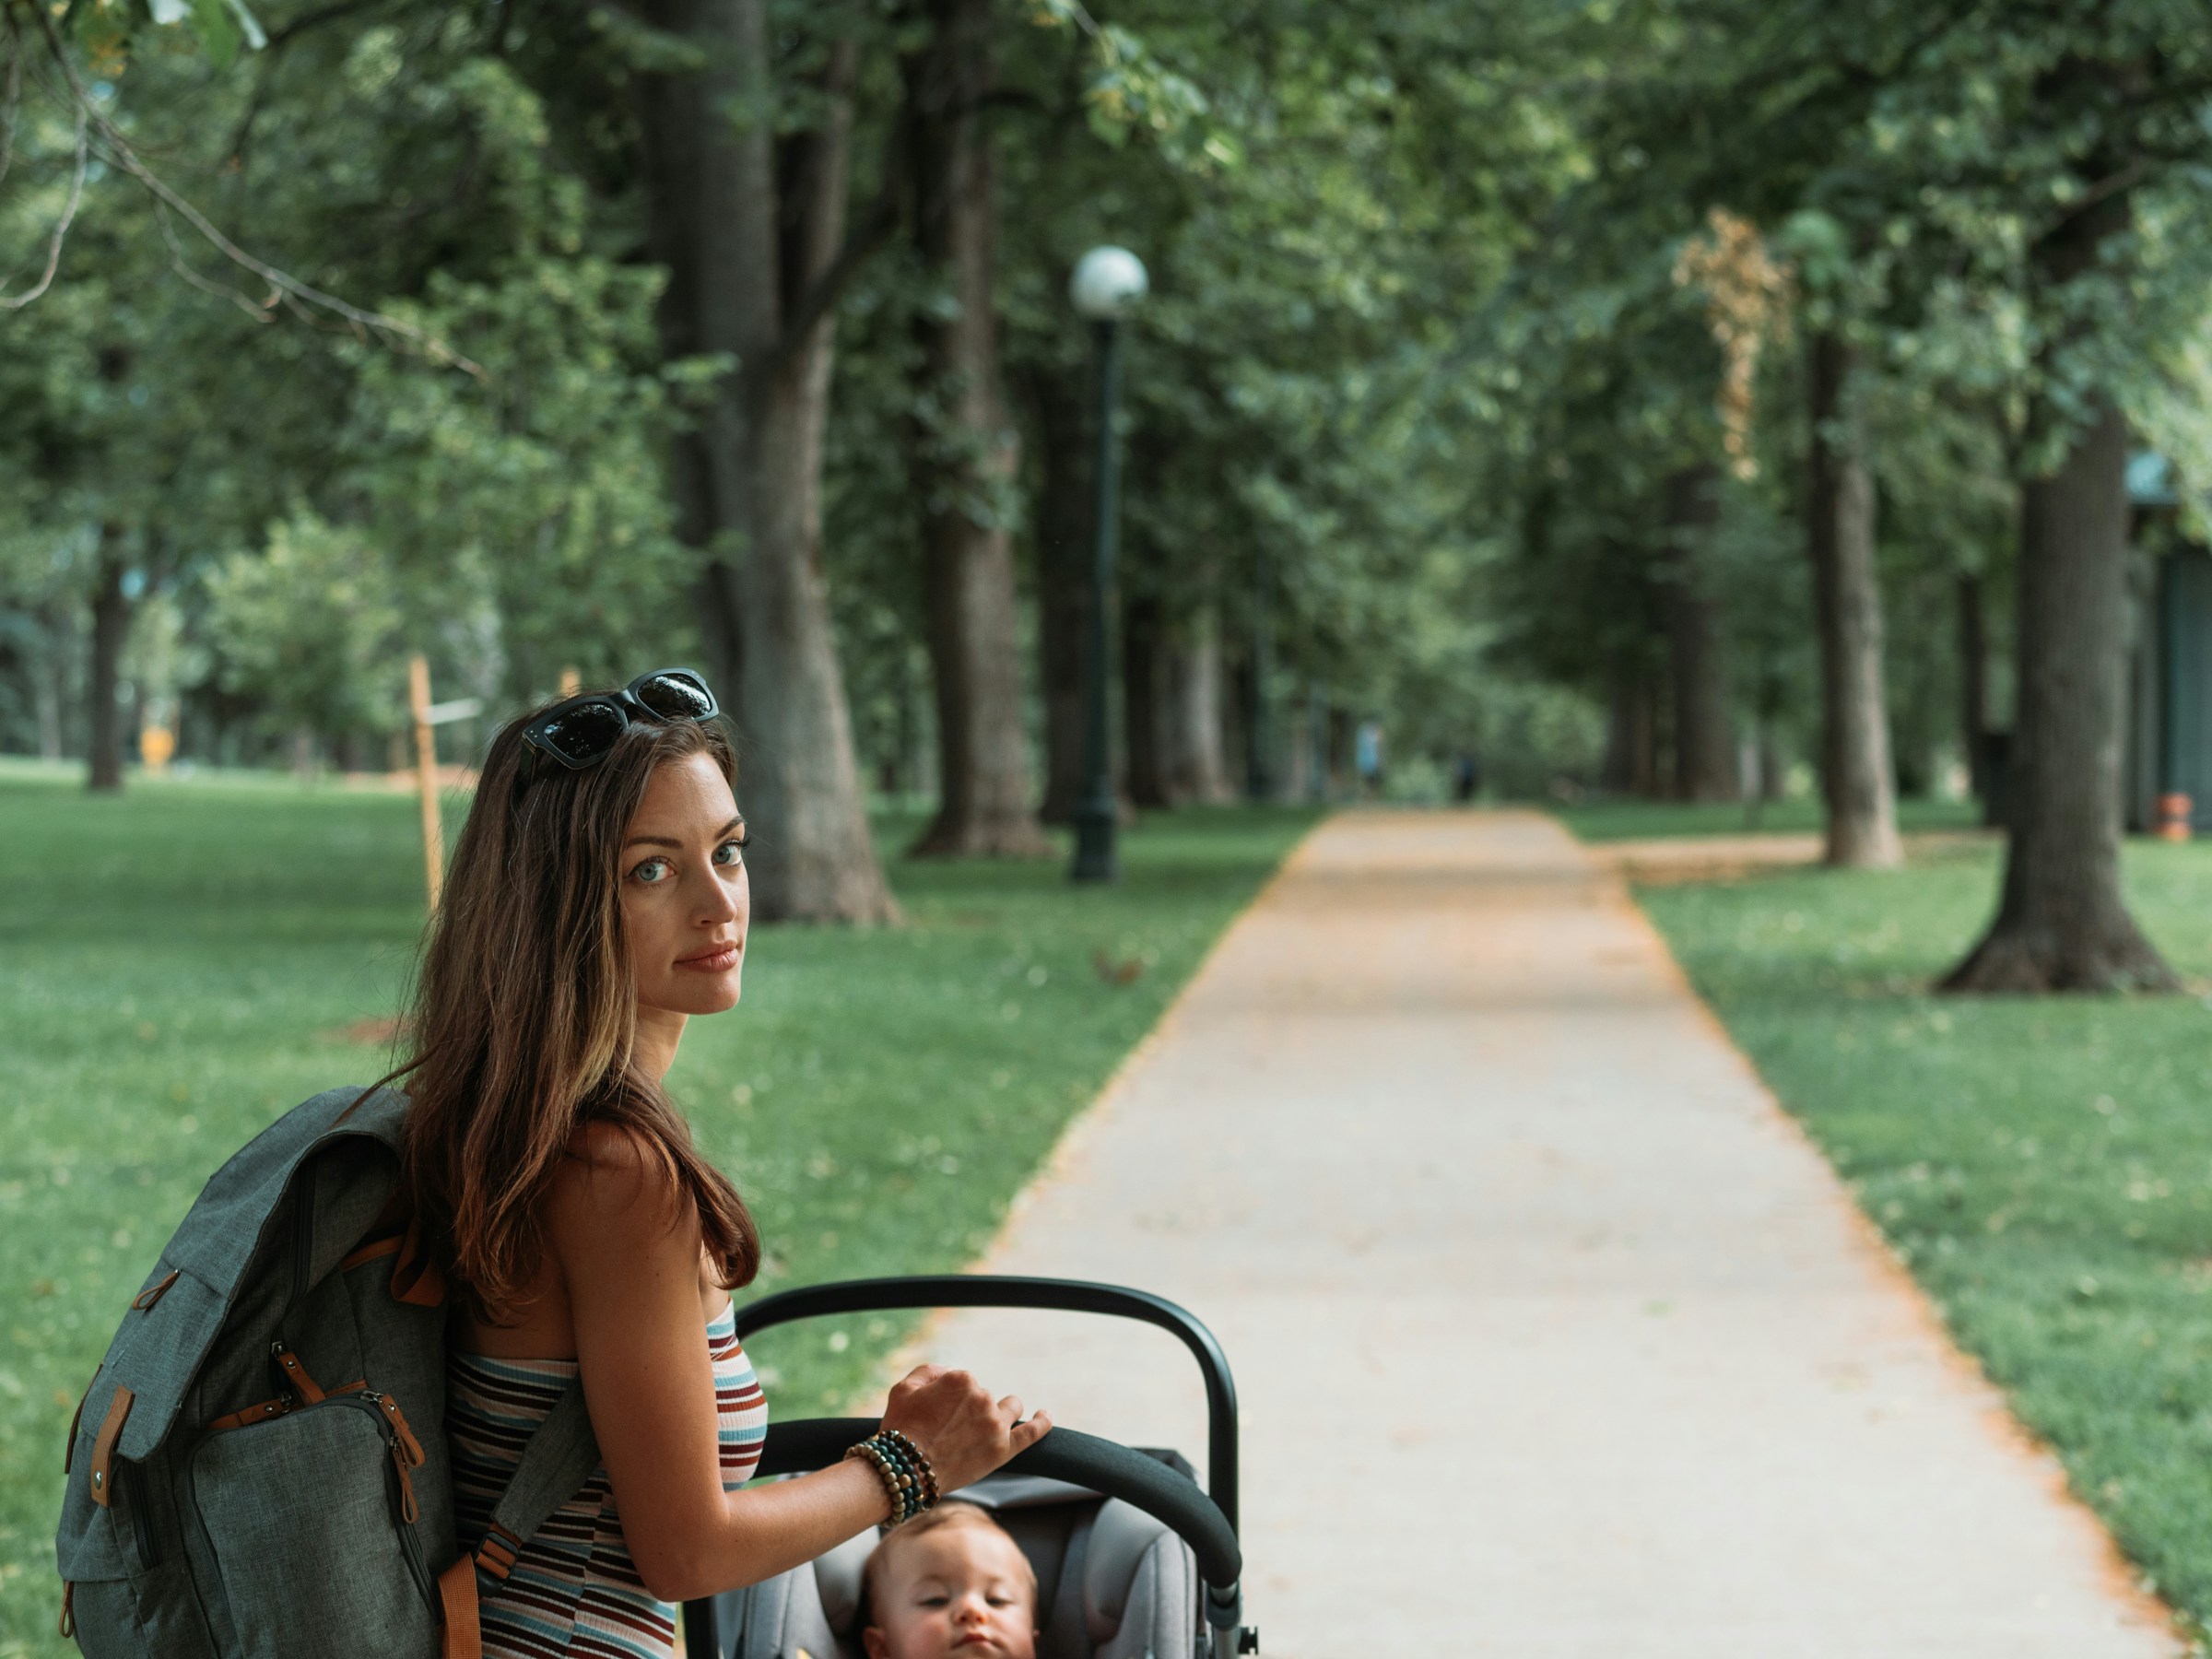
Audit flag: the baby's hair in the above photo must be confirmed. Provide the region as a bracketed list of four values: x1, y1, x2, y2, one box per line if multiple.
[860, 1502, 1038, 1630]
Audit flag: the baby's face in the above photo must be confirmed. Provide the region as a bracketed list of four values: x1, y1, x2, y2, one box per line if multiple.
[863, 1524, 1039, 1659]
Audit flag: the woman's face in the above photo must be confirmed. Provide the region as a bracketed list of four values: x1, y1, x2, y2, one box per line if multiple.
[618, 750, 749, 1021]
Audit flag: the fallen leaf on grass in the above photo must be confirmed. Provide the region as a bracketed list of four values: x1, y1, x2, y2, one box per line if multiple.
[321, 1016, 410, 1045]
[1093, 949, 1144, 986]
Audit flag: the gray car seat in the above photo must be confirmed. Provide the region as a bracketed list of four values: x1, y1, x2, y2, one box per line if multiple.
[705, 1464, 1201, 1659]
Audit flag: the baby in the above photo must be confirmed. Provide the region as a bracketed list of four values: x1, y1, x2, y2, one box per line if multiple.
[861, 1502, 1041, 1659]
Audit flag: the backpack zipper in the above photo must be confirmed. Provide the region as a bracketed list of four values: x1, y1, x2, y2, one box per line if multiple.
[117, 1458, 159, 1569]
[340, 1391, 436, 1613]
[394, 1506, 435, 1610]
[291, 1176, 317, 1310]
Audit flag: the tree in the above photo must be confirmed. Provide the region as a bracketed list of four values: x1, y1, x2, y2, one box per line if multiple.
[1926, 32, 2212, 990]
[1661, 465, 1737, 800]
[901, 0, 1048, 856]
[1805, 330, 1902, 864]
[628, 2, 897, 921]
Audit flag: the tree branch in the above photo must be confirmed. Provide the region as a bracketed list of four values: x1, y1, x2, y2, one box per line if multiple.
[263, 0, 393, 51]
[2058, 156, 2150, 222]
[766, 37, 904, 380]
[22, 0, 484, 374]
[0, 101, 87, 311]
[769, 176, 900, 376]
[0, 6, 23, 194]
[151, 198, 283, 320]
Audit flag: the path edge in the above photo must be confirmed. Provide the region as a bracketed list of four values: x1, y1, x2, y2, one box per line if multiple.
[1586, 826, 2190, 1652]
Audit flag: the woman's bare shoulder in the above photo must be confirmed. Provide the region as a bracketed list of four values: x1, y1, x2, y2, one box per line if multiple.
[545, 1121, 696, 1246]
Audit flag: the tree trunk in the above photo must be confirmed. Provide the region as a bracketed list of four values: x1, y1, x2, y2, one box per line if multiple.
[1943, 165, 2171, 990]
[1958, 571, 1990, 802]
[1759, 724, 1786, 802]
[1325, 704, 1354, 799]
[1942, 399, 2174, 991]
[1663, 466, 1736, 801]
[634, 3, 894, 922]
[1222, 634, 1252, 800]
[1162, 606, 1233, 805]
[904, 0, 1046, 858]
[1026, 364, 1092, 824]
[1122, 586, 1170, 809]
[86, 532, 130, 794]
[1280, 696, 1312, 801]
[1601, 665, 1653, 794]
[1806, 334, 1902, 867]
[1241, 557, 1273, 800]
[34, 602, 66, 760]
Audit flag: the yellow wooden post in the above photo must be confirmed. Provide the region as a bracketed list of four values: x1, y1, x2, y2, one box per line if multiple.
[408, 653, 444, 911]
[559, 666, 581, 698]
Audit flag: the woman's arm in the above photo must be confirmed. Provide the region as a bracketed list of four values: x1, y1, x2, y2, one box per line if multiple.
[547, 1130, 1049, 1603]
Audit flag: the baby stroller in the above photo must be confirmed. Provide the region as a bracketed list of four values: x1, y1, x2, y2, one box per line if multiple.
[681, 1276, 1257, 1659]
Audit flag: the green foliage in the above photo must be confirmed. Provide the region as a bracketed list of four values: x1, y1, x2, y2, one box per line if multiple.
[0, 1, 694, 761]
[53, 0, 265, 72]
[1639, 840, 2212, 1637]
[978, 6, 1583, 771]
[204, 515, 405, 739]
[1472, 0, 2212, 797]
[0, 760, 1316, 1653]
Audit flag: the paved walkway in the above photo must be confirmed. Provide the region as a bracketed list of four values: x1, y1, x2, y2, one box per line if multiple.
[911, 811, 2181, 1655]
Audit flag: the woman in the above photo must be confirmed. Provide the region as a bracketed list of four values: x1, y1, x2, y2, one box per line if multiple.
[391, 670, 1048, 1657]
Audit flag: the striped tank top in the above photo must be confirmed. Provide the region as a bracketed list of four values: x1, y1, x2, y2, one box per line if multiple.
[447, 1302, 769, 1659]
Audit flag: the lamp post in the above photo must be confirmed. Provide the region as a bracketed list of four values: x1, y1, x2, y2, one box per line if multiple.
[1068, 245, 1148, 884]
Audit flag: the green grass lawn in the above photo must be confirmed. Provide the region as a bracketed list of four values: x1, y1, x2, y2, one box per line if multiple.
[1557, 794, 1983, 841]
[1632, 834, 2212, 1640]
[0, 764, 1316, 1653]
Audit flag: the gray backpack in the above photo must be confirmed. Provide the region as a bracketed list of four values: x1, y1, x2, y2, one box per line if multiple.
[55, 1085, 601, 1659]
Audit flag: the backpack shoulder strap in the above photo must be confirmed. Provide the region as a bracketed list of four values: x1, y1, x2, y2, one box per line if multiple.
[436, 1380, 603, 1659]
[485, 1379, 603, 1563]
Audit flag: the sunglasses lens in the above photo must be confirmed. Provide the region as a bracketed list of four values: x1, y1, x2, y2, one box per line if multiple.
[633, 672, 716, 721]
[535, 700, 628, 764]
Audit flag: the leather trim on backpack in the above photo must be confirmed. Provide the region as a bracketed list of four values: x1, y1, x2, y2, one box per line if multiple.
[392, 1214, 446, 1308]
[88, 1385, 134, 1507]
[204, 1379, 366, 1432]
[474, 1525, 521, 1582]
[340, 1234, 405, 1273]
[270, 1341, 327, 1405]
[63, 1374, 94, 1475]
[131, 1270, 181, 1312]
[437, 1554, 483, 1659]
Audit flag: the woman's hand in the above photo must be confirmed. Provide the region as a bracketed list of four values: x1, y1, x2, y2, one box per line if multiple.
[879, 1364, 1053, 1494]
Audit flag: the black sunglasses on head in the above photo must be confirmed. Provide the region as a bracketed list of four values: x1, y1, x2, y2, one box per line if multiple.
[516, 667, 720, 785]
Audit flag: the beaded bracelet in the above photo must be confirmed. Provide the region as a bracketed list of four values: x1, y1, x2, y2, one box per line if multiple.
[844, 1430, 939, 1525]
[847, 1439, 912, 1524]
[877, 1429, 941, 1508]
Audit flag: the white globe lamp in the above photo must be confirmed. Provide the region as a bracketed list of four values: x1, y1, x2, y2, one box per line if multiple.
[1069, 246, 1149, 322]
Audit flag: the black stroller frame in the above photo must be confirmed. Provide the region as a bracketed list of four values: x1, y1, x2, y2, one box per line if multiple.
[682, 1275, 1258, 1658]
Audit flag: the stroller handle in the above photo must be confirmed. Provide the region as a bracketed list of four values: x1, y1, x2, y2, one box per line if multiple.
[733, 1274, 1241, 1534]
[747, 1417, 1243, 1594]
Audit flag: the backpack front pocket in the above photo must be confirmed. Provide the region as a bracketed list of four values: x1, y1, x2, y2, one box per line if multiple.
[190, 1392, 439, 1659]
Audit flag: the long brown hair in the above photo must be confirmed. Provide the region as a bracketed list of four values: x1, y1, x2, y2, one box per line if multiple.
[391, 698, 759, 1323]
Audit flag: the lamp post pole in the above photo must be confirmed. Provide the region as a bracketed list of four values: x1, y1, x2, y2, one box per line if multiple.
[1246, 550, 1272, 800]
[1067, 245, 1147, 885]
